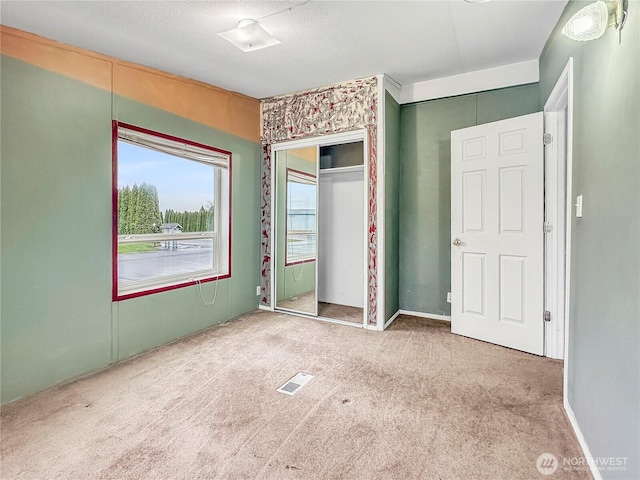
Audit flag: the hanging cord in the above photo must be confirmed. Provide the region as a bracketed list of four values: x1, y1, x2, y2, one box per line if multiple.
[190, 277, 220, 307]
[189, 223, 220, 307]
[257, 0, 312, 21]
[292, 261, 304, 282]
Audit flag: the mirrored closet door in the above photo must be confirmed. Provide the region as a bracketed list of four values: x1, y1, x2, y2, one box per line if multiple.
[273, 137, 365, 326]
[274, 146, 318, 316]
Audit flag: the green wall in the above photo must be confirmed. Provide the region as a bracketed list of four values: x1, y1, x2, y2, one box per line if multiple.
[1, 57, 113, 402]
[539, 2, 639, 478]
[1, 57, 261, 403]
[384, 91, 401, 321]
[398, 84, 540, 316]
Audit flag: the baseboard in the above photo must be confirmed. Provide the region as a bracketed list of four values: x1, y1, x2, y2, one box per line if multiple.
[383, 310, 401, 330]
[564, 398, 602, 480]
[258, 304, 272, 311]
[398, 310, 451, 322]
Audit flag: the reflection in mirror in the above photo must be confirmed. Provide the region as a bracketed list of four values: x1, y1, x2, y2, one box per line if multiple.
[286, 169, 316, 266]
[275, 147, 317, 315]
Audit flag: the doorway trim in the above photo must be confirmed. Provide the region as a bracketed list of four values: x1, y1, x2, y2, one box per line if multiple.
[270, 129, 369, 329]
[543, 57, 574, 362]
[544, 57, 602, 480]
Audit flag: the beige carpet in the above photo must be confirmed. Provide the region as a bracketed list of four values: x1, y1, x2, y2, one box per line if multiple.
[0, 311, 590, 479]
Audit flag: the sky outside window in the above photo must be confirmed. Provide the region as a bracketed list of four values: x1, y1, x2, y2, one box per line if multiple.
[118, 142, 213, 212]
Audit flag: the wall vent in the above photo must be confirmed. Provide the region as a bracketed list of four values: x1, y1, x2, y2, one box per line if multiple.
[277, 372, 314, 396]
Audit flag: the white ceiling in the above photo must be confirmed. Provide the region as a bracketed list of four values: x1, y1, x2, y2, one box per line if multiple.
[0, 0, 568, 99]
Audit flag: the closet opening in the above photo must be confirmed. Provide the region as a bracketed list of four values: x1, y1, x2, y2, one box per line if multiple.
[317, 141, 364, 325]
[271, 132, 367, 327]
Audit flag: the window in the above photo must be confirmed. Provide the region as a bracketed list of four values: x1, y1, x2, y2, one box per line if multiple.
[113, 122, 231, 300]
[285, 168, 316, 265]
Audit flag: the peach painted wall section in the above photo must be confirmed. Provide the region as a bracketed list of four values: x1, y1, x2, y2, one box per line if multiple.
[0, 26, 260, 143]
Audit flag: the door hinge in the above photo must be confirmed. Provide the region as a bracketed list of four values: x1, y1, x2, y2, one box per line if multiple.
[543, 133, 553, 145]
[543, 222, 553, 234]
[544, 310, 551, 322]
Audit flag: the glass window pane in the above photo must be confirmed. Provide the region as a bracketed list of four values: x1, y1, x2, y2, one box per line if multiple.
[118, 142, 215, 235]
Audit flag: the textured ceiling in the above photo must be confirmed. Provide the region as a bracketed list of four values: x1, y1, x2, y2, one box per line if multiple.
[0, 0, 568, 99]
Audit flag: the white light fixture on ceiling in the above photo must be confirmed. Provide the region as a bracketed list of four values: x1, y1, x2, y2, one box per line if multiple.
[217, 19, 281, 52]
[562, 0, 628, 41]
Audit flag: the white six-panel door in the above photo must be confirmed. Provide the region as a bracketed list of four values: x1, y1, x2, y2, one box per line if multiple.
[451, 112, 544, 355]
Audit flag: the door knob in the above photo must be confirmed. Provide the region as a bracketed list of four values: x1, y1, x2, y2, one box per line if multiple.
[452, 238, 462, 246]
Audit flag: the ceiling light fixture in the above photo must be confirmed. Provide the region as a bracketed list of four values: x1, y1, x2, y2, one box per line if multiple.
[217, 0, 311, 53]
[217, 19, 281, 53]
[562, 0, 628, 41]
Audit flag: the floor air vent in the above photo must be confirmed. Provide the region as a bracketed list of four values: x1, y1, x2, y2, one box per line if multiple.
[277, 372, 314, 396]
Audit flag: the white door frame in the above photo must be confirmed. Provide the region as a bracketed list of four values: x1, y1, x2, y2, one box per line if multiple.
[270, 130, 369, 329]
[544, 59, 603, 480]
[543, 58, 574, 362]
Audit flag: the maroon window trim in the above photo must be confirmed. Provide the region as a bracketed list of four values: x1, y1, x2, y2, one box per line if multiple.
[284, 167, 316, 267]
[112, 121, 232, 301]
